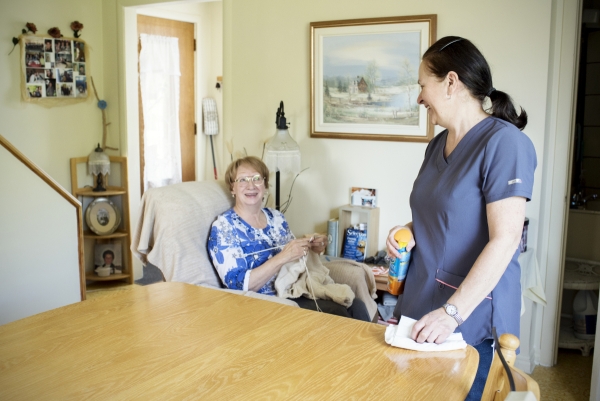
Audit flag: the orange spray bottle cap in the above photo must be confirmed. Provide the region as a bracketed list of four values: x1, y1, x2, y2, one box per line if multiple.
[394, 228, 412, 248]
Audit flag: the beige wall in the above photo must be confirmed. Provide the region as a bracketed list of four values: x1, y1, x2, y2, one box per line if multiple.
[223, 0, 551, 255]
[0, 0, 106, 188]
[0, 0, 222, 281]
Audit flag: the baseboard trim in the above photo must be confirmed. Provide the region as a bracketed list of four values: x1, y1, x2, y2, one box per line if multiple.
[516, 353, 536, 374]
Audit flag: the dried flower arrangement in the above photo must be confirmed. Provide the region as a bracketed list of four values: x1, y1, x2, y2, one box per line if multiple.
[9, 21, 84, 55]
[70, 21, 84, 38]
[9, 22, 37, 54]
[47, 27, 62, 38]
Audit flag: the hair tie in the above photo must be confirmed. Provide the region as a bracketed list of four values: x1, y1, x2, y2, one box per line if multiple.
[438, 38, 464, 52]
[486, 87, 496, 97]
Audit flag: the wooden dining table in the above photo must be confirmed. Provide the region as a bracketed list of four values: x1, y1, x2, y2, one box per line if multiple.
[0, 282, 478, 400]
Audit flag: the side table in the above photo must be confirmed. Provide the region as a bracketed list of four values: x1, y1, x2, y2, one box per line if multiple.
[374, 272, 389, 292]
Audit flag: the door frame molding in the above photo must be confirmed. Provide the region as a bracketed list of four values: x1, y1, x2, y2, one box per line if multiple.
[118, 1, 212, 280]
[537, 0, 582, 367]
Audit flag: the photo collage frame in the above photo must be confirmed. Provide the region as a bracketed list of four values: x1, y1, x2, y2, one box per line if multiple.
[21, 35, 88, 101]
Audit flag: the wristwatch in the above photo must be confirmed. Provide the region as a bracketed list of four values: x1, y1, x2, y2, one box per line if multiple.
[443, 303, 464, 326]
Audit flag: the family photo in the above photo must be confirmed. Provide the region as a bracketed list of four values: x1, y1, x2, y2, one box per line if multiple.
[94, 242, 123, 274]
[26, 68, 44, 83]
[54, 39, 72, 54]
[25, 52, 44, 67]
[56, 68, 73, 83]
[45, 79, 56, 97]
[27, 85, 42, 97]
[75, 76, 87, 96]
[59, 83, 74, 97]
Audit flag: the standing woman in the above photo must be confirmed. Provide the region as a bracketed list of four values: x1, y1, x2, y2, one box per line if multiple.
[387, 36, 536, 399]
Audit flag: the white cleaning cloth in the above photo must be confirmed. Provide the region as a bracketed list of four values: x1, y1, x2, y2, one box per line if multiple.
[385, 315, 467, 352]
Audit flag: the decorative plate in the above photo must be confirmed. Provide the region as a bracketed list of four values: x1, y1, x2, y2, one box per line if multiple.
[85, 198, 121, 236]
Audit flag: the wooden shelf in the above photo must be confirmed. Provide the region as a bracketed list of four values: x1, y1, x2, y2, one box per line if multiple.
[83, 230, 129, 239]
[70, 156, 134, 296]
[85, 281, 132, 292]
[338, 205, 380, 259]
[558, 325, 595, 356]
[74, 187, 126, 197]
[86, 272, 131, 282]
[563, 258, 600, 290]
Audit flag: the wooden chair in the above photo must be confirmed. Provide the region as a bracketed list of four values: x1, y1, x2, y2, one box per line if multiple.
[481, 333, 541, 401]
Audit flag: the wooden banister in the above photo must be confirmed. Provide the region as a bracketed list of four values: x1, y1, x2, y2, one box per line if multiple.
[0, 134, 85, 300]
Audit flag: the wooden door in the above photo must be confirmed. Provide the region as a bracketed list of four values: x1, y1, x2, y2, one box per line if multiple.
[138, 15, 195, 194]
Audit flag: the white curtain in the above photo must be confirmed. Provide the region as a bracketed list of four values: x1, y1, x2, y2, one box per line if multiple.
[139, 34, 182, 191]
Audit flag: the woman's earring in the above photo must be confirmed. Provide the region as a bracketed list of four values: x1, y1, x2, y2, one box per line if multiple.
[232, 193, 235, 198]
[446, 93, 451, 100]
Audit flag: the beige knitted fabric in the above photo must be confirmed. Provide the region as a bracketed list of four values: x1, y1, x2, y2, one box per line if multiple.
[324, 257, 378, 320]
[274, 251, 355, 307]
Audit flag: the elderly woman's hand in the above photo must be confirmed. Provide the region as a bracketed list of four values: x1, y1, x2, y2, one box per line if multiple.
[307, 234, 328, 254]
[386, 225, 416, 258]
[279, 238, 312, 263]
[411, 308, 458, 344]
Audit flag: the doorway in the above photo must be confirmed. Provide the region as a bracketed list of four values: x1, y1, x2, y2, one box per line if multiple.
[549, 2, 600, 399]
[122, 1, 223, 282]
[138, 14, 196, 194]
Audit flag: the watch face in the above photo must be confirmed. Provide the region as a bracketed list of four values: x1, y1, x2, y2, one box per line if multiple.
[445, 304, 457, 315]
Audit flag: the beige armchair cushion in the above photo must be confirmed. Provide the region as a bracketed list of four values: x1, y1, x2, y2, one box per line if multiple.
[132, 180, 234, 288]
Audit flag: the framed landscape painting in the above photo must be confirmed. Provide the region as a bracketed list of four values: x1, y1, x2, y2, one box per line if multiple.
[310, 15, 436, 142]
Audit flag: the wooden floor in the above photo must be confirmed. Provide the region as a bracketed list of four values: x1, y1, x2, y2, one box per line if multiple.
[531, 348, 593, 400]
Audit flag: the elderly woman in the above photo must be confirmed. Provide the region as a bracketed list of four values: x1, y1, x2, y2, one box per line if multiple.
[208, 156, 370, 321]
[387, 37, 536, 399]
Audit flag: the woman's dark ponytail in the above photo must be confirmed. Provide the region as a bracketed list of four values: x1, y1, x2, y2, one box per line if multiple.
[423, 36, 528, 130]
[488, 90, 527, 130]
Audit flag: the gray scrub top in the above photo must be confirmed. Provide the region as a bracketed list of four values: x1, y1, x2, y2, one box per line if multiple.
[401, 116, 537, 346]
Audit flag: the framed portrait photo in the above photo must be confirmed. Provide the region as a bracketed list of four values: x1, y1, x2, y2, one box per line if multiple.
[310, 15, 436, 142]
[94, 242, 123, 274]
[85, 197, 121, 236]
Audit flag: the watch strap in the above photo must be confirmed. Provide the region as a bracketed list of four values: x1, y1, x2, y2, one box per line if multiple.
[443, 303, 464, 326]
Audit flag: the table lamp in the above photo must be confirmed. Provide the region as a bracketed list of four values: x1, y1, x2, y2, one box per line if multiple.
[88, 143, 110, 192]
[264, 101, 301, 210]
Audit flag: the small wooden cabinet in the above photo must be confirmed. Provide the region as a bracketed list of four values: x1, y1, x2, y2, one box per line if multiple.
[337, 205, 380, 259]
[70, 156, 133, 292]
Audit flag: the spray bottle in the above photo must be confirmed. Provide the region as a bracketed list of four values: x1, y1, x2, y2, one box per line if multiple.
[388, 228, 412, 295]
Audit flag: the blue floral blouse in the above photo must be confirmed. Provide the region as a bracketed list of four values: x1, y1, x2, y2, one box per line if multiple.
[208, 208, 294, 295]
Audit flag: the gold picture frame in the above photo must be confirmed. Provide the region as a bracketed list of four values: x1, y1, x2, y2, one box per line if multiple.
[310, 15, 436, 142]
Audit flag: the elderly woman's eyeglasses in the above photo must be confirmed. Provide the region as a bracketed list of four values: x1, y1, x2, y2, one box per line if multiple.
[233, 174, 265, 187]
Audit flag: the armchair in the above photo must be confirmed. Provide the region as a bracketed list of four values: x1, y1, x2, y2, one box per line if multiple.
[131, 180, 377, 317]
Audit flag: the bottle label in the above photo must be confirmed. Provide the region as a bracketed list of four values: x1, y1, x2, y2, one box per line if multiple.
[388, 247, 411, 295]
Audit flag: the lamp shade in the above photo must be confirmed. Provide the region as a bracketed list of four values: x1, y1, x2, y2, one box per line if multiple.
[264, 101, 301, 174]
[264, 128, 301, 174]
[88, 143, 110, 176]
